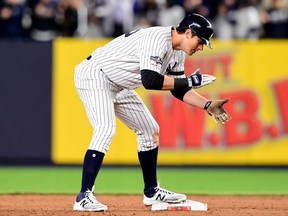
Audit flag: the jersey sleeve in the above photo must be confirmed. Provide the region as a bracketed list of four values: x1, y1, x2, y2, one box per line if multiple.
[138, 30, 169, 73]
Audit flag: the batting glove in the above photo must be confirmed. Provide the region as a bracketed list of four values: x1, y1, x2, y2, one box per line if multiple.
[204, 98, 231, 124]
[187, 69, 216, 89]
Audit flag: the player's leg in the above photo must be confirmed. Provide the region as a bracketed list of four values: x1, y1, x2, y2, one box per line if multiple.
[73, 64, 116, 211]
[76, 87, 116, 188]
[115, 89, 186, 205]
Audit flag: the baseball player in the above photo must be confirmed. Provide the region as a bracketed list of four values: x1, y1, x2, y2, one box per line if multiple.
[73, 13, 231, 212]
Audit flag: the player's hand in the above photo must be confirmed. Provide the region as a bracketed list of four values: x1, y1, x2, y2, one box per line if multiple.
[204, 98, 231, 124]
[187, 69, 216, 89]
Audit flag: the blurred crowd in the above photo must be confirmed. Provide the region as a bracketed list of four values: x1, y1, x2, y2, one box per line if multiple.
[1, 0, 288, 41]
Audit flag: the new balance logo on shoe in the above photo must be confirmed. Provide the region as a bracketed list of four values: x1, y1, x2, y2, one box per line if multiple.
[156, 194, 166, 201]
[143, 184, 187, 205]
[80, 200, 89, 208]
[73, 186, 108, 211]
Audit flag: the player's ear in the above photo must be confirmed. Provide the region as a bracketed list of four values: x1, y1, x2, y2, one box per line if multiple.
[185, 29, 191, 39]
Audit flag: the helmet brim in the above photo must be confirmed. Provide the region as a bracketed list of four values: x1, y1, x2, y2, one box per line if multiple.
[200, 37, 212, 49]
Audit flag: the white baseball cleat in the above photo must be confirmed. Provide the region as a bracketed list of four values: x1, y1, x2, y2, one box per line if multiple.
[73, 186, 108, 212]
[143, 184, 187, 205]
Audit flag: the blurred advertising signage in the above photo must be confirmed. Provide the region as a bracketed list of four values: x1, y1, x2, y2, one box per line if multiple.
[149, 43, 287, 153]
[52, 39, 288, 165]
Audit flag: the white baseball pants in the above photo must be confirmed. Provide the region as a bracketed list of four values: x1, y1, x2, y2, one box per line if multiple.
[74, 59, 159, 153]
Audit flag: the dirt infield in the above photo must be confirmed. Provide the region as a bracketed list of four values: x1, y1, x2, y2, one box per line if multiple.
[1, 195, 288, 216]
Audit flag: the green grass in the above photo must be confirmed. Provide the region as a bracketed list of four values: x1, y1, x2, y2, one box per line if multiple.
[0, 166, 288, 195]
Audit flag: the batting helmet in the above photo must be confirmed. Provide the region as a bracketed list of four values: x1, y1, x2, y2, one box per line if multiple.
[176, 13, 214, 49]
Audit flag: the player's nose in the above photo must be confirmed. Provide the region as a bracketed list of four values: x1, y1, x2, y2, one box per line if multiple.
[198, 44, 204, 51]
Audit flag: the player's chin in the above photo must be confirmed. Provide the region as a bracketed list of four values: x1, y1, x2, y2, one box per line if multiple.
[188, 51, 195, 56]
[187, 49, 196, 56]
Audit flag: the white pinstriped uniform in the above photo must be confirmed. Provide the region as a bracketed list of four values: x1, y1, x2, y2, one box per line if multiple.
[74, 26, 186, 153]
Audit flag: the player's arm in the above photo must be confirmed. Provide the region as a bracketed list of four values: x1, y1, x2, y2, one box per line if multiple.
[172, 88, 231, 124]
[141, 69, 216, 90]
[168, 69, 231, 124]
[141, 70, 231, 124]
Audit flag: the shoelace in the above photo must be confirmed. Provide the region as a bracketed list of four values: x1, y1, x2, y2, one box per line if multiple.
[155, 187, 173, 195]
[85, 190, 97, 204]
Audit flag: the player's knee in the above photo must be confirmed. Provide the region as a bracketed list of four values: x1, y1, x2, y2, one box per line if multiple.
[152, 132, 159, 145]
[152, 123, 160, 144]
[146, 128, 160, 149]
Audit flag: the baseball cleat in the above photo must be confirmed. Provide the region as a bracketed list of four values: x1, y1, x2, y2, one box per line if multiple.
[143, 184, 187, 205]
[73, 186, 108, 212]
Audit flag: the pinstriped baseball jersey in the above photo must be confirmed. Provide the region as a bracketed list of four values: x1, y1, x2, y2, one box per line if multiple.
[74, 26, 188, 153]
[89, 26, 186, 89]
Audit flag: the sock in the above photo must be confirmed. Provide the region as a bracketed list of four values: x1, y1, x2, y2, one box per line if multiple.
[138, 147, 158, 197]
[80, 149, 105, 193]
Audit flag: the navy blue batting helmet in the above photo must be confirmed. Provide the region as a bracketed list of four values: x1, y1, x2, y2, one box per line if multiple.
[176, 13, 214, 49]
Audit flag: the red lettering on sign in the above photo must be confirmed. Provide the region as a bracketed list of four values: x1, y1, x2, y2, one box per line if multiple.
[221, 90, 263, 146]
[150, 95, 205, 148]
[272, 79, 288, 133]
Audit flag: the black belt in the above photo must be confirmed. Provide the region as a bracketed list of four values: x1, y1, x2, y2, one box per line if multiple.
[87, 55, 91, 60]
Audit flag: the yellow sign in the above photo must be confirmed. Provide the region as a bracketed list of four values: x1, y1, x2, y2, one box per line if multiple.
[52, 39, 288, 165]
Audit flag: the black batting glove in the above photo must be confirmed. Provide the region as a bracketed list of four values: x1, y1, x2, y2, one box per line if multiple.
[204, 98, 231, 124]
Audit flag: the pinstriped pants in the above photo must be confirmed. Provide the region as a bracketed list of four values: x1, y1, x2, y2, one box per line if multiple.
[74, 59, 159, 153]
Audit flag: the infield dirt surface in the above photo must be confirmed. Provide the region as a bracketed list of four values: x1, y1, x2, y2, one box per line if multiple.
[1, 195, 288, 216]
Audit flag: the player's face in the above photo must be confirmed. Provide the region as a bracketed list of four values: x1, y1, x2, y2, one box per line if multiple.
[184, 30, 204, 56]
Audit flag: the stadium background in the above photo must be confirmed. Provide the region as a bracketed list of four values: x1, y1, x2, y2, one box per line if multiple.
[1, 2, 288, 215]
[0, 38, 287, 167]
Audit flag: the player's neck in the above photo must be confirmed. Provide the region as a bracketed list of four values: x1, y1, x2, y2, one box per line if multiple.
[171, 29, 183, 51]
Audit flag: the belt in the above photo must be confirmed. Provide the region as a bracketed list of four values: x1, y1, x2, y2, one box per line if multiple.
[86, 55, 91, 60]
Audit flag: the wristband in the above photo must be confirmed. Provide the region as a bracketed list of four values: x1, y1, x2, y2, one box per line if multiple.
[204, 101, 212, 110]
